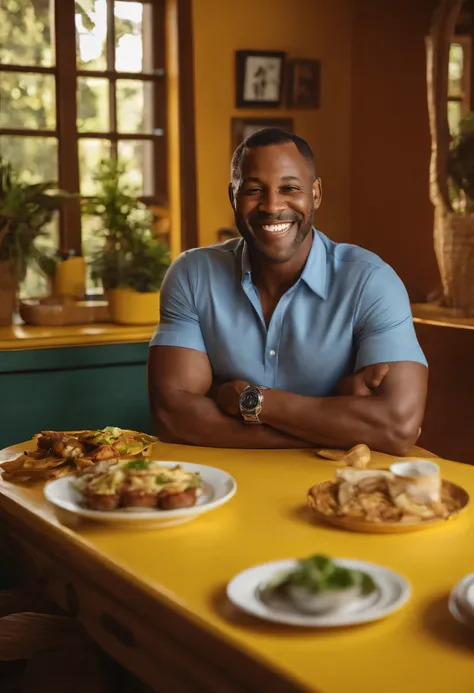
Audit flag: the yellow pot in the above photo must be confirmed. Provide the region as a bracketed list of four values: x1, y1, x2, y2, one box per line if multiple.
[54, 257, 86, 298]
[108, 288, 160, 325]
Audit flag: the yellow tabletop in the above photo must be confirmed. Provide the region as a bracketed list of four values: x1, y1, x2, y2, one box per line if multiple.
[0, 442, 473, 693]
[0, 323, 155, 351]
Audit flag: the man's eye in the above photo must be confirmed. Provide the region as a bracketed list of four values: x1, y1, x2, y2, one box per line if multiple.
[281, 186, 300, 193]
[244, 188, 262, 195]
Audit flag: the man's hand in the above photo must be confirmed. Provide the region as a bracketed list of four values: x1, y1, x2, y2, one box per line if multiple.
[338, 363, 389, 397]
[214, 380, 249, 416]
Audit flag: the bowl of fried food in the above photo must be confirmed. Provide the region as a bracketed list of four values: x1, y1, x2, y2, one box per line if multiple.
[307, 466, 469, 533]
[0, 427, 157, 482]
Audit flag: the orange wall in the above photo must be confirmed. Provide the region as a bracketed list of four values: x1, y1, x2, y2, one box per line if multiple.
[350, 0, 440, 301]
[192, 0, 354, 247]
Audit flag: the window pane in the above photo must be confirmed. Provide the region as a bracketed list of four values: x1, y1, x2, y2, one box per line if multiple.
[448, 100, 462, 135]
[448, 43, 464, 98]
[77, 77, 110, 133]
[81, 213, 105, 291]
[0, 72, 56, 130]
[0, 0, 54, 67]
[76, 0, 107, 71]
[79, 138, 111, 194]
[118, 140, 154, 195]
[115, 2, 152, 73]
[0, 136, 58, 183]
[20, 213, 59, 299]
[116, 80, 154, 133]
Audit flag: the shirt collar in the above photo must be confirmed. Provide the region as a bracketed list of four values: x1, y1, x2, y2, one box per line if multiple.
[240, 229, 327, 299]
[300, 230, 328, 299]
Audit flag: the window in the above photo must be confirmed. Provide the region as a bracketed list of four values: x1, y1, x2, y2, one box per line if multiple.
[448, 37, 471, 134]
[0, 0, 167, 295]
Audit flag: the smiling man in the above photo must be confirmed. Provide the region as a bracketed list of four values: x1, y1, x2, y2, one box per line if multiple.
[148, 128, 428, 454]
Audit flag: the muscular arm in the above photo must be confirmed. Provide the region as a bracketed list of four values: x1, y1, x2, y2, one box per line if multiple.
[258, 362, 427, 455]
[147, 346, 312, 449]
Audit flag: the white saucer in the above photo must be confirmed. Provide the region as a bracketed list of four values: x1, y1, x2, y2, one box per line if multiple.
[44, 461, 236, 528]
[227, 558, 411, 627]
[449, 573, 474, 630]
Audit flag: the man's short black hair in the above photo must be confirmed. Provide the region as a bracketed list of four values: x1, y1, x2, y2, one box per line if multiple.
[230, 128, 316, 190]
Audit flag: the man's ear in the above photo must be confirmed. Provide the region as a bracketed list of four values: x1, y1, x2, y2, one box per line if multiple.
[228, 183, 235, 208]
[313, 177, 322, 210]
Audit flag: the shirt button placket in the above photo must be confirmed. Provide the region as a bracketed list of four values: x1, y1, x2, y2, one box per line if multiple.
[265, 311, 283, 387]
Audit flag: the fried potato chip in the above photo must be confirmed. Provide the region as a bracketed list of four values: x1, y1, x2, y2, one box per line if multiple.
[74, 458, 95, 471]
[2, 464, 72, 481]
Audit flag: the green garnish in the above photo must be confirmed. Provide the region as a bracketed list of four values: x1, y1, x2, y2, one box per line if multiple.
[117, 443, 145, 455]
[186, 472, 201, 489]
[360, 572, 377, 595]
[269, 555, 377, 595]
[125, 459, 151, 470]
[156, 473, 172, 484]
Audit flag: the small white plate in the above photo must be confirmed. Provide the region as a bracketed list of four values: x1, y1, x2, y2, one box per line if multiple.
[448, 574, 474, 630]
[44, 461, 236, 529]
[227, 558, 411, 627]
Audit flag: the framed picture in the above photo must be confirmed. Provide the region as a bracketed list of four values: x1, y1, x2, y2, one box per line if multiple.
[287, 59, 321, 108]
[231, 117, 294, 151]
[236, 50, 286, 108]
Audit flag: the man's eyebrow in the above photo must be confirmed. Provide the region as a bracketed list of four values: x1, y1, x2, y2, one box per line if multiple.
[241, 175, 302, 184]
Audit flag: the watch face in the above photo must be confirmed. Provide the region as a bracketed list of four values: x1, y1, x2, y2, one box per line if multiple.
[241, 391, 260, 410]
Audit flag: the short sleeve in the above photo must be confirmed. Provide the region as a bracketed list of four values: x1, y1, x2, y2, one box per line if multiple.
[354, 264, 427, 370]
[149, 253, 207, 353]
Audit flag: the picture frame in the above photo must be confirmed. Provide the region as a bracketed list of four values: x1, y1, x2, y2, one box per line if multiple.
[231, 117, 294, 152]
[235, 50, 286, 108]
[287, 59, 321, 108]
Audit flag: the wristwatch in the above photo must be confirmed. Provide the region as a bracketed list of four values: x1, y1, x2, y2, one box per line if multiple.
[239, 385, 267, 424]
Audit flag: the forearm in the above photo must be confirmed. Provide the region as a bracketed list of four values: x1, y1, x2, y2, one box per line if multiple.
[260, 390, 421, 455]
[152, 390, 312, 449]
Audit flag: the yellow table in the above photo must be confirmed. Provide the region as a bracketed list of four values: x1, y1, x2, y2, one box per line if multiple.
[0, 442, 473, 693]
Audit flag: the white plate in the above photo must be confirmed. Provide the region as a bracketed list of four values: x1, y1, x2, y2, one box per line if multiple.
[449, 574, 474, 630]
[44, 461, 236, 528]
[227, 558, 411, 627]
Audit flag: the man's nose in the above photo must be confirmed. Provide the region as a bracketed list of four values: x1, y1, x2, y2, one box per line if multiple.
[258, 189, 285, 215]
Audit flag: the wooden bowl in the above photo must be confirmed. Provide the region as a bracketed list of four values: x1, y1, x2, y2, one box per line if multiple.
[307, 479, 470, 534]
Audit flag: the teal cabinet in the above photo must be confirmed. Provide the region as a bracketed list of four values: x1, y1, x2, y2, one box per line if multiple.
[0, 342, 153, 448]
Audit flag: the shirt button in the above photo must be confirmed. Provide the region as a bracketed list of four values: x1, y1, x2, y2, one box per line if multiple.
[269, 349, 276, 356]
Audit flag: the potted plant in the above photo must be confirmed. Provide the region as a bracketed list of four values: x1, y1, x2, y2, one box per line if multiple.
[0, 157, 63, 325]
[86, 159, 170, 325]
[426, 0, 474, 314]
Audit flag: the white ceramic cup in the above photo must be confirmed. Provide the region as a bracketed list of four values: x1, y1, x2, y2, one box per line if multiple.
[389, 459, 441, 504]
[390, 460, 440, 479]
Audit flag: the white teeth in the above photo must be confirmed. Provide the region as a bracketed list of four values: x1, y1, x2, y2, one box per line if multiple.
[261, 222, 292, 233]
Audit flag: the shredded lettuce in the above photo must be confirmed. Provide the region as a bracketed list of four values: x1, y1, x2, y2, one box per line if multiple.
[125, 459, 152, 470]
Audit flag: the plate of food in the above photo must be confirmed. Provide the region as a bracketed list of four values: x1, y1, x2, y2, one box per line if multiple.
[0, 427, 158, 482]
[227, 554, 411, 627]
[448, 573, 474, 631]
[44, 459, 237, 528]
[307, 460, 469, 533]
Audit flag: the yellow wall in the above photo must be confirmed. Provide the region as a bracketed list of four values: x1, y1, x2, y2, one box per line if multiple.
[192, 0, 354, 247]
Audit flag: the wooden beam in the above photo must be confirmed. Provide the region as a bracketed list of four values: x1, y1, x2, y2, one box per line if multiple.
[177, 0, 198, 249]
[55, 0, 81, 253]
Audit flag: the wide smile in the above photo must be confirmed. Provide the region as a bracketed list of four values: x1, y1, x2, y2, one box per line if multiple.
[256, 221, 296, 238]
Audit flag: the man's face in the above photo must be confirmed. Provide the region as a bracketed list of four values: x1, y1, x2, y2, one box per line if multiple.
[230, 142, 321, 264]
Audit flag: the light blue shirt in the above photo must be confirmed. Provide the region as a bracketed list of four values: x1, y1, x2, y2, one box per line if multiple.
[150, 230, 427, 396]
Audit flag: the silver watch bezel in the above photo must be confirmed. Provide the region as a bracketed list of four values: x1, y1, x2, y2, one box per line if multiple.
[239, 385, 266, 424]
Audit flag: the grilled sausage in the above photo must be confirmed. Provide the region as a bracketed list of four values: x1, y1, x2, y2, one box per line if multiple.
[158, 488, 197, 510]
[84, 493, 120, 511]
[121, 491, 158, 508]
